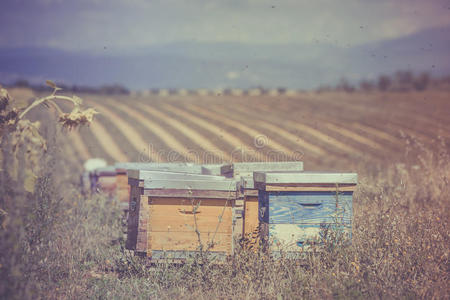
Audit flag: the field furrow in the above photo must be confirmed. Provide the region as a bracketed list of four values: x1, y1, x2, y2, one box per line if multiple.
[89, 121, 129, 162]
[66, 130, 91, 162]
[161, 103, 267, 162]
[138, 102, 232, 163]
[215, 100, 362, 159]
[89, 100, 164, 162]
[187, 103, 302, 162]
[106, 99, 198, 162]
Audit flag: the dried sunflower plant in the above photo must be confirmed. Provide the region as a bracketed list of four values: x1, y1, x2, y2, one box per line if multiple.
[0, 80, 97, 192]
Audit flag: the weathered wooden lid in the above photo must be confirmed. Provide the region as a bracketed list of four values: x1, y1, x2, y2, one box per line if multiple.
[221, 162, 304, 177]
[128, 169, 237, 191]
[142, 179, 237, 191]
[115, 162, 203, 174]
[253, 171, 357, 185]
[94, 166, 117, 176]
[128, 169, 225, 181]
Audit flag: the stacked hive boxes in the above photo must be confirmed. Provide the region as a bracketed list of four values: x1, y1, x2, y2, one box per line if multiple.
[85, 161, 356, 260]
[126, 169, 236, 260]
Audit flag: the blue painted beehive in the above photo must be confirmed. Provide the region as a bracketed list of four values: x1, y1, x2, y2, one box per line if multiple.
[253, 172, 357, 256]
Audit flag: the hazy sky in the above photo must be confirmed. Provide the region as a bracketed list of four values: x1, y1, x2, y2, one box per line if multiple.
[1, 0, 449, 51]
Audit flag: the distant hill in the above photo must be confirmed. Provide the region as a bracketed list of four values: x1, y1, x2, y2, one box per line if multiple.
[0, 25, 449, 90]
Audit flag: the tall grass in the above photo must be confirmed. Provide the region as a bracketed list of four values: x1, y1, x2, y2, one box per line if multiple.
[1, 134, 447, 299]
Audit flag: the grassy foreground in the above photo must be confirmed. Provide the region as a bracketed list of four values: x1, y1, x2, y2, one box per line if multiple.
[0, 86, 448, 299]
[0, 134, 448, 300]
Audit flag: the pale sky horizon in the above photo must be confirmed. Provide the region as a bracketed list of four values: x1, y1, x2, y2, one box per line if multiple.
[1, 0, 449, 52]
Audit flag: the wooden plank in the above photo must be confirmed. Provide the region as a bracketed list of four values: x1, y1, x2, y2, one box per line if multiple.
[267, 223, 351, 252]
[136, 195, 149, 252]
[129, 169, 226, 181]
[119, 163, 203, 175]
[243, 196, 259, 248]
[116, 172, 131, 205]
[268, 224, 321, 252]
[267, 192, 353, 225]
[143, 179, 237, 191]
[244, 190, 258, 196]
[95, 166, 117, 176]
[254, 172, 358, 185]
[265, 185, 356, 192]
[148, 231, 232, 253]
[149, 197, 233, 207]
[147, 197, 234, 256]
[221, 162, 304, 177]
[144, 189, 236, 199]
[148, 199, 232, 233]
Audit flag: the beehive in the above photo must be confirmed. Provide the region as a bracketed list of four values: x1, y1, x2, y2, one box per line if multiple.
[126, 169, 237, 259]
[221, 162, 304, 244]
[254, 172, 357, 257]
[90, 166, 118, 197]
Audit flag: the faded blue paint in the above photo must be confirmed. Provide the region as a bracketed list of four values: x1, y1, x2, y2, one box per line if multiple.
[269, 192, 352, 224]
[258, 190, 354, 252]
[259, 191, 352, 224]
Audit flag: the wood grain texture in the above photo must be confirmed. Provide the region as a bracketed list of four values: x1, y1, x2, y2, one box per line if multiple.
[143, 179, 237, 191]
[136, 195, 149, 252]
[254, 172, 358, 185]
[124, 163, 203, 179]
[244, 196, 259, 239]
[221, 162, 304, 177]
[148, 198, 232, 233]
[264, 192, 353, 224]
[147, 197, 234, 256]
[264, 185, 356, 192]
[147, 231, 232, 253]
[116, 172, 130, 205]
[131, 170, 226, 181]
[144, 189, 237, 199]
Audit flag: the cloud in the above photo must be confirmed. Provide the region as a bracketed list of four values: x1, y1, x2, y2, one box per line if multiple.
[226, 71, 240, 80]
[0, 0, 449, 51]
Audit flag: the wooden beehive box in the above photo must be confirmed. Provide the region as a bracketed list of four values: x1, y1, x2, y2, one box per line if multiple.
[126, 169, 237, 260]
[221, 162, 304, 244]
[254, 172, 357, 256]
[90, 166, 118, 197]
